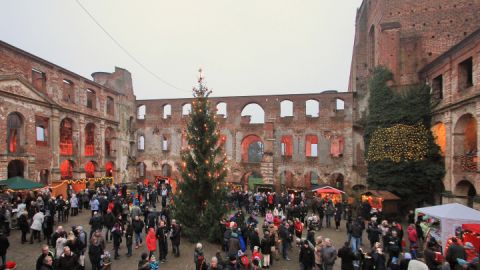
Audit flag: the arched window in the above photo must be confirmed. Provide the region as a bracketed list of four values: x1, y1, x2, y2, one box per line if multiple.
[216, 102, 227, 118]
[86, 89, 96, 110]
[105, 127, 115, 157]
[138, 135, 145, 150]
[335, 98, 345, 111]
[182, 103, 192, 116]
[105, 161, 115, 177]
[368, 25, 376, 69]
[35, 116, 49, 146]
[60, 160, 74, 180]
[62, 79, 75, 103]
[280, 100, 293, 117]
[85, 123, 95, 156]
[241, 135, 264, 163]
[137, 105, 146, 120]
[162, 135, 169, 151]
[305, 99, 319, 118]
[163, 104, 172, 119]
[241, 103, 265, 124]
[137, 162, 146, 178]
[281, 135, 293, 157]
[106, 96, 114, 115]
[85, 161, 96, 178]
[7, 113, 23, 154]
[431, 122, 446, 156]
[162, 164, 172, 177]
[60, 118, 74, 155]
[305, 134, 318, 157]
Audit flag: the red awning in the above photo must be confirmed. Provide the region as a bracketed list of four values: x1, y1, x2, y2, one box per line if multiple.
[463, 224, 480, 234]
[312, 185, 345, 194]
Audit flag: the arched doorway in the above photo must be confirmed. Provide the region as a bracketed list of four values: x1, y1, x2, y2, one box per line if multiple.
[280, 170, 295, 188]
[85, 161, 96, 178]
[330, 173, 344, 190]
[40, 169, 49, 185]
[7, 112, 24, 154]
[454, 114, 477, 172]
[455, 180, 477, 207]
[105, 161, 115, 177]
[7, 159, 24, 178]
[162, 164, 172, 177]
[242, 171, 264, 191]
[60, 160, 74, 180]
[60, 118, 74, 155]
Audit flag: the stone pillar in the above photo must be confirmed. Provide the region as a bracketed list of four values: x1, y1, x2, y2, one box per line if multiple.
[50, 109, 60, 168]
[99, 120, 106, 177]
[444, 111, 453, 193]
[77, 116, 85, 178]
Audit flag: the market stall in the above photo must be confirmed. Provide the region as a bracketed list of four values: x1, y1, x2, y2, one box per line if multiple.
[462, 224, 480, 252]
[0, 176, 44, 191]
[362, 190, 400, 215]
[415, 203, 480, 253]
[312, 185, 345, 204]
[50, 177, 114, 198]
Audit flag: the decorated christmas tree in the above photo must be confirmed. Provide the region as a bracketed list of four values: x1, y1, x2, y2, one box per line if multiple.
[364, 66, 445, 206]
[174, 70, 228, 243]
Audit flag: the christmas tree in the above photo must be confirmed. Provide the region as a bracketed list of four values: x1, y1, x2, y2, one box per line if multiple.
[364, 66, 445, 206]
[174, 70, 228, 243]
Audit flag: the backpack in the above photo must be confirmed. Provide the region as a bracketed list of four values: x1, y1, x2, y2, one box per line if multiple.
[197, 254, 206, 270]
[241, 256, 249, 269]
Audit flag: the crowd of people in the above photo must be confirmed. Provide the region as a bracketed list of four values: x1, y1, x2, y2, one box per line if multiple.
[0, 185, 479, 270]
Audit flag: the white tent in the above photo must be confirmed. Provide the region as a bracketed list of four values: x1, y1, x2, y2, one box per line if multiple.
[415, 203, 480, 249]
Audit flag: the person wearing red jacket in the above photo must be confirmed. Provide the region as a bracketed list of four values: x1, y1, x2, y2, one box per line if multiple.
[294, 218, 304, 240]
[407, 224, 418, 258]
[146, 228, 157, 260]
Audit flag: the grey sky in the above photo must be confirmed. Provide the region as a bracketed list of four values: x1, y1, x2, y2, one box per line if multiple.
[1, 1, 360, 99]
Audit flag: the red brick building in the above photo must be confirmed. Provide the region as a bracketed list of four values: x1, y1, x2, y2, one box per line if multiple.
[135, 92, 362, 192]
[349, 0, 480, 208]
[0, 41, 137, 184]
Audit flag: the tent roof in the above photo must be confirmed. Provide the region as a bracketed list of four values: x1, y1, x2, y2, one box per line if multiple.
[363, 190, 400, 200]
[415, 203, 480, 221]
[0, 176, 44, 190]
[311, 185, 345, 194]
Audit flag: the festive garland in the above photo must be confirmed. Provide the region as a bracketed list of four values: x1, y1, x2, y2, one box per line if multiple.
[367, 124, 429, 163]
[49, 177, 114, 189]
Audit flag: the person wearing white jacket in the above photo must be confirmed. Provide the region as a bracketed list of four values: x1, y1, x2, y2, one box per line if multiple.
[30, 208, 44, 244]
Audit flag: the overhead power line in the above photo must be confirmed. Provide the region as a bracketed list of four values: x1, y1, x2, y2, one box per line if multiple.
[75, 0, 189, 93]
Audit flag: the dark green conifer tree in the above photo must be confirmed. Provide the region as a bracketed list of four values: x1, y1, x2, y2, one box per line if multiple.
[174, 70, 228, 242]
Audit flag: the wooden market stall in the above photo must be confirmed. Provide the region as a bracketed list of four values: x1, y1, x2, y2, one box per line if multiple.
[50, 177, 114, 198]
[312, 185, 345, 205]
[362, 190, 400, 215]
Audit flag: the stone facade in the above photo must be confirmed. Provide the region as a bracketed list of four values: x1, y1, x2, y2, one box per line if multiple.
[349, 0, 480, 208]
[421, 28, 480, 209]
[135, 92, 363, 192]
[0, 41, 137, 184]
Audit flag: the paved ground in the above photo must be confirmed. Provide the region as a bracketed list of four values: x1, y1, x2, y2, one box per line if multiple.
[6, 204, 361, 270]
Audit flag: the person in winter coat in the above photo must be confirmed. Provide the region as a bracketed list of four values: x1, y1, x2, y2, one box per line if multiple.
[334, 205, 343, 231]
[36, 244, 55, 270]
[194, 243, 208, 270]
[146, 227, 157, 259]
[43, 211, 54, 245]
[138, 252, 151, 270]
[18, 210, 29, 244]
[57, 246, 80, 270]
[70, 194, 79, 216]
[31, 207, 45, 244]
[112, 222, 123, 259]
[89, 211, 103, 240]
[125, 220, 134, 257]
[321, 238, 337, 270]
[294, 218, 304, 240]
[367, 220, 382, 248]
[103, 209, 115, 242]
[88, 236, 103, 270]
[55, 234, 68, 259]
[133, 215, 145, 248]
[314, 236, 324, 270]
[299, 240, 315, 270]
[0, 232, 10, 267]
[407, 224, 419, 258]
[207, 256, 222, 270]
[371, 245, 387, 270]
[249, 228, 260, 253]
[260, 230, 273, 268]
[170, 219, 182, 257]
[155, 220, 168, 263]
[39, 255, 54, 270]
[446, 237, 466, 270]
[337, 241, 355, 270]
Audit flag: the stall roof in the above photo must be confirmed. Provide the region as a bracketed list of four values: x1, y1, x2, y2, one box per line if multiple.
[363, 190, 400, 200]
[0, 176, 44, 190]
[312, 185, 345, 194]
[416, 203, 480, 221]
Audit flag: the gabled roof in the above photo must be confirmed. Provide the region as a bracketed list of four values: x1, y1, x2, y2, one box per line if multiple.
[0, 74, 59, 106]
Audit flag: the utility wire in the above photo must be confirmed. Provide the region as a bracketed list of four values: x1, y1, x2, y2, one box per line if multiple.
[75, 0, 189, 93]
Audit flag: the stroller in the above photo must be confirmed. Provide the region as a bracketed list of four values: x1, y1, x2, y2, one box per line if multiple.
[307, 214, 321, 230]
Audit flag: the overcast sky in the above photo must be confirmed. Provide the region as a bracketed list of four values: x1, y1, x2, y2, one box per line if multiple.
[1, 1, 360, 99]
